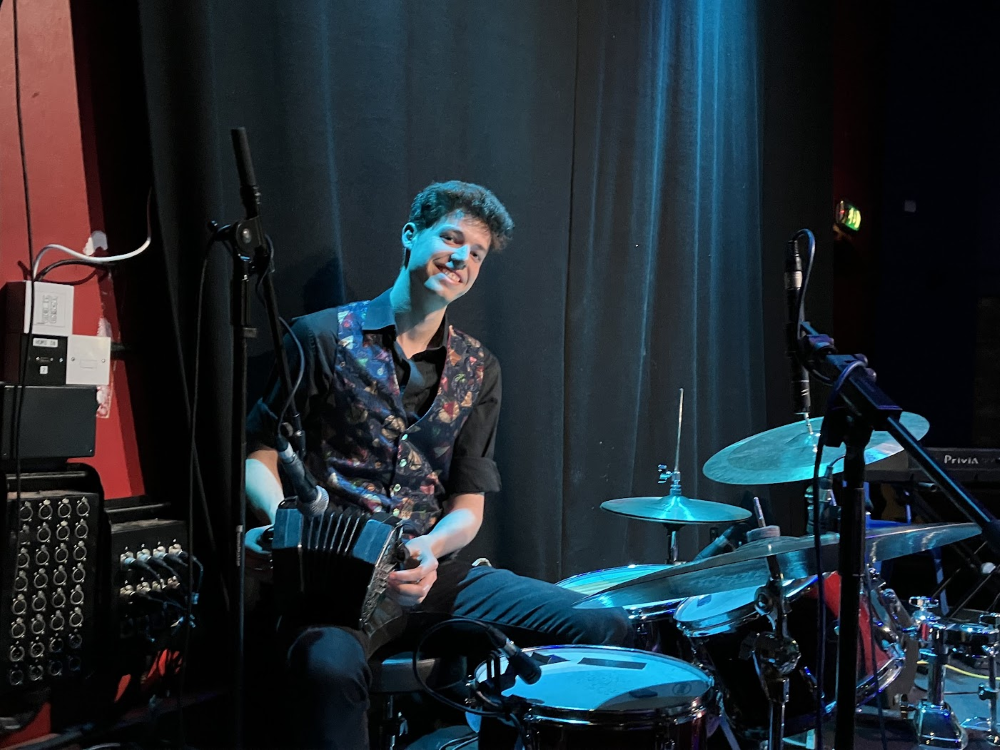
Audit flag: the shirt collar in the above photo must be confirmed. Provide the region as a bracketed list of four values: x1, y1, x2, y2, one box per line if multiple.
[363, 290, 450, 349]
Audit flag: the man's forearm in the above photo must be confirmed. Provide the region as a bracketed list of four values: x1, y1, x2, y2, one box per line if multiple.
[423, 493, 484, 558]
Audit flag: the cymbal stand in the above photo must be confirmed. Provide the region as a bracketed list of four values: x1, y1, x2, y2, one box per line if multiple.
[749, 552, 801, 750]
[658, 387, 685, 564]
[912, 621, 968, 748]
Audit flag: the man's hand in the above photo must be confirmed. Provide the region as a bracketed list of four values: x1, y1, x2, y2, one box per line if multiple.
[386, 535, 439, 608]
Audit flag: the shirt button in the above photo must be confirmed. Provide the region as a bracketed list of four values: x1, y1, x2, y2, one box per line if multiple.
[392, 484, 401, 493]
[399, 459, 407, 467]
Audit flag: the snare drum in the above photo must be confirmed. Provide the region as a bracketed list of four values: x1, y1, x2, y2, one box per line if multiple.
[475, 645, 716, 750]
[674, 572, 905, 739]
[557, 565, 685, 654]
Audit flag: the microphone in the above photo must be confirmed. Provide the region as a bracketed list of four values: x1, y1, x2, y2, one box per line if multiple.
[693, 521, 749, 561]
[785, 235, 811, 417]
[231, 127, 262, 221]
[275, 435, 329, 518]
[484, 625, 541, 685]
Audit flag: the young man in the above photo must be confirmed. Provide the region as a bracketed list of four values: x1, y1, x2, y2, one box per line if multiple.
[245, 181, 631, 749]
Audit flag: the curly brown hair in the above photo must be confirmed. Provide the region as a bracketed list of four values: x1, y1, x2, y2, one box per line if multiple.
[408, 181, 514, 252]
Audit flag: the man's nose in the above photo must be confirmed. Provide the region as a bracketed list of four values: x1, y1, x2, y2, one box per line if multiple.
[450, 246, 469, 269]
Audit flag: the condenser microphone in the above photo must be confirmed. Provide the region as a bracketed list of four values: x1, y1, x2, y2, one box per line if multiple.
[231, 127, 262, 221]
[484, 625, 542, 685]
[275, 435, 329, 518]
[785, 234, 811, 417]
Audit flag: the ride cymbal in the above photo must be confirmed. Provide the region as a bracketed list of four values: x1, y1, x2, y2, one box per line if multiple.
[702, 412, 930, 486]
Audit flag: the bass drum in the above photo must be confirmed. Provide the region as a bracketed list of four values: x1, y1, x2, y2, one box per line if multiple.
[673, 571, 905, 740]
[556, 565, 687, 655]
[475, 645, 717, 750]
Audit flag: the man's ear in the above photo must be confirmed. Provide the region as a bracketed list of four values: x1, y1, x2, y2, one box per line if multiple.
[400, 223, 416, 267]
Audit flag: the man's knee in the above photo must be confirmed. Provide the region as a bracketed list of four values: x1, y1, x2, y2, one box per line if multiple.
[572, 608, 634, 647]
[287, 626, 370, 701]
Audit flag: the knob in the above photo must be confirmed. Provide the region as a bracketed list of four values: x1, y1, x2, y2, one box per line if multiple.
[34, 547, 50, 566]
[18, 504, 32, 522]
[74, 521, 88, 539]
[10, 620, 26, 639]
[29, 616, 45, 636]
[28, 641, 44, 659]
[52, 567, 67, 587]
[49, 613, 65, 631]
[56, 523, 70, 541]
[71, 566, 86, 583]
[57, 500, 71, 518]
[28, 664, 43, 682]
[76, 499, 90, 516]
[36, 526, 52, 543]
[73, 544, 87, 561]
[8, 645, 24, 663]
[38, 502, 53, 520]
[8, 669, 24, 686]
[12, 596, 27, 616]
[33, 571, 49, 589]
[54, 545, 69, 564]
[16, 549, 30, 568]
[49, 637, 64, 653]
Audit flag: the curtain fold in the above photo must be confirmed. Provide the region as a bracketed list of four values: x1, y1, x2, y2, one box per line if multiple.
[138, 0, 779, 583]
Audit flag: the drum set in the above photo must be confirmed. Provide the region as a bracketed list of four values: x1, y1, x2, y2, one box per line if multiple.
[468, 399, 1000, 750]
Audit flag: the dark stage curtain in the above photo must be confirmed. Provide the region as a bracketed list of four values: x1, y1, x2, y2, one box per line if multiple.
[138, 1, 826, 585]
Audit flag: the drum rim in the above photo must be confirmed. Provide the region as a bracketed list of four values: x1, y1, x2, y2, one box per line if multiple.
[475, 644, 717, 724]
[673, 576, 818, 637]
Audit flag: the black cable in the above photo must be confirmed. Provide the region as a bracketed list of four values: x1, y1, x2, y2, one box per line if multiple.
[34, 259, 107, 284]
[277, 317, 305, 433]
[412, 618, 509, 718]
[11, 0, 35, 541]
[176, 249, 211, 747]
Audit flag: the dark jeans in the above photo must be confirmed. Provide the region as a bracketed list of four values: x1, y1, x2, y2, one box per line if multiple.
[281, 560, 634, 749]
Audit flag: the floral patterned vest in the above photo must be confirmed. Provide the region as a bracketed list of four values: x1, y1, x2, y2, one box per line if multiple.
[305, 299, 487, 536]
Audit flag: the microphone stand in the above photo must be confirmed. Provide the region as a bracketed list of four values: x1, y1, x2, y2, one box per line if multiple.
[208, 127, 303, 749]
[791, 319, 1000, 750]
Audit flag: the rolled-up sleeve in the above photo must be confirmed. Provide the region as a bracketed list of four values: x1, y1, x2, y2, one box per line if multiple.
[446, 356, 502, 495]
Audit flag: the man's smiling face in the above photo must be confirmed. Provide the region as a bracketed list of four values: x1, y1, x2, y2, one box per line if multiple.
[401, 211, 491, 304]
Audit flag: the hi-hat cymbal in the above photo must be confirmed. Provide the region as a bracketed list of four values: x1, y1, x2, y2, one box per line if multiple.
[601, 495, 752, 525]
[702, 412, 930, 485]
[574, 522, 979, 610]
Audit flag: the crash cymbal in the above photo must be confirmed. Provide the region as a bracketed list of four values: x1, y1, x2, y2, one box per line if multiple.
[574, 522, 979, 610]
[702, 411, 930, 485]
[601, 495, 752, 525]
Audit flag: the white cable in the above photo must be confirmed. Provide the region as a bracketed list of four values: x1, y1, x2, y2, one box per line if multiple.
[31, 193, 152, 279]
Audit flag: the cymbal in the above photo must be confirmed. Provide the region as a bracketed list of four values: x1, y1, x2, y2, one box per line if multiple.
[702, 412, 930, 485]
[574, 522, 979, 610]
[601, 495, 752, 525]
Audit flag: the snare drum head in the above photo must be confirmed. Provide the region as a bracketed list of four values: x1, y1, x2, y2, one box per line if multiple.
[674, 578, 815, 635]
[475, 645, 713, 715]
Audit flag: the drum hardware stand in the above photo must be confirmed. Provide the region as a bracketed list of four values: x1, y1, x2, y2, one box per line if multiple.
[959, 612, 1000, 744]
[747, 551, 801, 750]
[908, 620, 969, 748]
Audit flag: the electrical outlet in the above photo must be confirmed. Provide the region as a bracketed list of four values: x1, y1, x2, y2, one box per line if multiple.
[4, 282, 75, 338]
